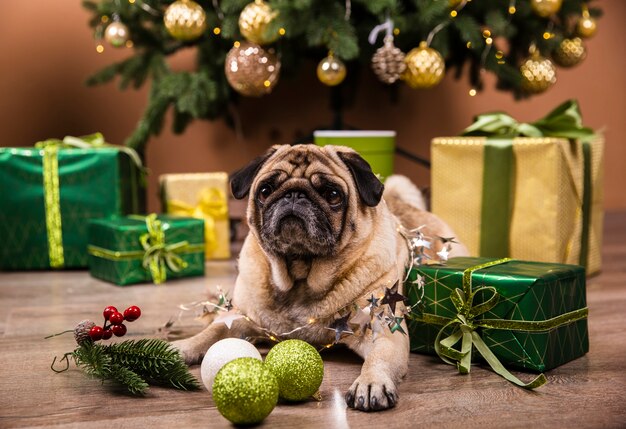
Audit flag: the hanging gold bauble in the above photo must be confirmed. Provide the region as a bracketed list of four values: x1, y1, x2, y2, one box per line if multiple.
[576, 13, 597, 38]
[530, 0, 563, 18]
[164, 0, 207, 41]
[449, 0, 464, 8]
[553, 37, 586, 67]
[104, 21, 129, 48]
[402, 42, 445, 89]
[225, 41, 280, 97]
[371, 35, 406, 84]
[316, 54, 347, 86]
[520, 51, 557, 94]
[239, 0, 279, 45]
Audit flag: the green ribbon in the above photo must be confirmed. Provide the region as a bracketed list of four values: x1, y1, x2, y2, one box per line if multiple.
[88, 214, 203, 284]
[413, 258, 586, 389]
[461, 100, 597, 263]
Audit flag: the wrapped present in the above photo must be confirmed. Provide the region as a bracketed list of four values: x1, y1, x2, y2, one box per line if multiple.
[159, 172, 230, 259]
[431, 100, 604, 275]
[87, 214, 205, 286]
[406, 257, 589, 388]
[0, 133, 145, 270]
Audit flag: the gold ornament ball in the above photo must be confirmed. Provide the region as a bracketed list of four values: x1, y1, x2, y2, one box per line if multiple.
[520, 52, 557, 94]
[449, 0, 463, 8]
[225, 41, 280, 97]
[402, 42, 445, 89]
[553, 37, 586, 68]
[239, 0, 279, 45]
[104, 21, 130, 48]
[316, 55, 347, 86]
[371, 36, 406, 84]
[164, 0, 207, 41]
[577, 15, 597, 38]
[530, 0, 563, 18]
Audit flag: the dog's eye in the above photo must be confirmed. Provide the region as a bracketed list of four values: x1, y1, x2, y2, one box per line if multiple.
[258, 185, 273, 203]
[323, 188, 343, 206]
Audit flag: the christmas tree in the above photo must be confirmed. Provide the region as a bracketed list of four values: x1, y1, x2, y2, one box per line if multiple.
[83, 0, 601, 152]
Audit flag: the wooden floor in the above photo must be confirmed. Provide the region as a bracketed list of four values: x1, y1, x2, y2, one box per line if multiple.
[1, 213, 625, 429]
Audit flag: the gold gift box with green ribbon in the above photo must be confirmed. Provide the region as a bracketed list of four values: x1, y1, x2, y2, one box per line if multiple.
[431, 100, 603, 275]
[87, 214, 205, 286]
[159, 172, 231, 260]
[406, 257, 588, 389]
[0, 133, 145, 270]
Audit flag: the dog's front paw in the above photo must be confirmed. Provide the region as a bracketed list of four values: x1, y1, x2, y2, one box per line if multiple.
[170, 339, 205, 365]
[345, 373, 398, 412]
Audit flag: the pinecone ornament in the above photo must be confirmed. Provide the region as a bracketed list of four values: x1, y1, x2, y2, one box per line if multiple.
[74, 320, 96, 345]
[372, 35, 406, 84]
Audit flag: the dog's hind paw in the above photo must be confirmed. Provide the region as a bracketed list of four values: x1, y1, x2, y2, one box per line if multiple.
[170, 339, 205, 365]
[345, 373, 398, 412]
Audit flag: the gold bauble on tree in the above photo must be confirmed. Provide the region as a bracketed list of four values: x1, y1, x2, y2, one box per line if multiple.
[104, 21, 129, 48]
[239, 0, 279, 45]
[576, 9, 597, 38]
[402, 42, 445, 89]
[164, 0, 207, 41]
[520, 49, 557, 94]
[225, 41, 280, 97]
[371, 35, 406, 84]
[316, 54, 347, 86]
[553, 37, 586, 67]
[530, 0, 563, 18]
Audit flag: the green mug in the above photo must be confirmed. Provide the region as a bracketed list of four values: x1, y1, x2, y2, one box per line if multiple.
[313, 130, 396, 180]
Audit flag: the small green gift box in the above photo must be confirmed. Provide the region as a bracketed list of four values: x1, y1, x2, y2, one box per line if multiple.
[88, 214, 205, 286]
[406, 257, 588, 388]
[0, 133, 145, 270]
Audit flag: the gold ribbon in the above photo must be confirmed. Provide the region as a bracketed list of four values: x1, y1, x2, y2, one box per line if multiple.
[166, 187, 228, 254]
[411, 258, 588, 389]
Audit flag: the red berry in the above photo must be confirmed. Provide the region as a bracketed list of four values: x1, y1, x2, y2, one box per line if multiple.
[123, 306, 141, 322]
[111, 324, 127, 337]
[109, 311, 125, 325]
[89, 326, 104, 341]
[103, 306, 118, 321]
[102, 329, 113, 340]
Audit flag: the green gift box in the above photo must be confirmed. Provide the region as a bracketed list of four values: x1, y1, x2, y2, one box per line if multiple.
[406, 257, 588, 387]
[88, 214, 205, 286]
[0, 134, 145, 270]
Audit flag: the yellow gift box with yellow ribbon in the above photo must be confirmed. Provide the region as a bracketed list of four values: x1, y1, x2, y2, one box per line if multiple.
[431, 100, 604, 274]
[159, 172, 231, 259]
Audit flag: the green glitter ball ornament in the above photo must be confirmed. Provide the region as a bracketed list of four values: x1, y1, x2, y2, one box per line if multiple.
[213, 357, 278, 425]
[264, 339, 324, 401]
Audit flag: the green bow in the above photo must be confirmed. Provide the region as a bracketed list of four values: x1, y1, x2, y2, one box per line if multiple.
[139, 214, 189, 284]
[461, 99, 596, 141]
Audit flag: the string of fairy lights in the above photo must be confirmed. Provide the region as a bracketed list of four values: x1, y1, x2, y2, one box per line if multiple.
[92, 0, 598, 97]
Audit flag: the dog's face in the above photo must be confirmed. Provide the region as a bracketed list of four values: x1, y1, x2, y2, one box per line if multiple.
[230, 145, 384, 259]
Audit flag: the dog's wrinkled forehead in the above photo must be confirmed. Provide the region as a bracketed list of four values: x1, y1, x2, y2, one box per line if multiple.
[263, 147, 338, 179]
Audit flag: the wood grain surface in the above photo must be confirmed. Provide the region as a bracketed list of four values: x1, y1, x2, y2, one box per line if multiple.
[1, 213, 625, 429]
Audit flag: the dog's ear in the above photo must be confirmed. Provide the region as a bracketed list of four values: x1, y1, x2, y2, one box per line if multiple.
[338, 151, 384, 207]
[230, 148, 276, 199]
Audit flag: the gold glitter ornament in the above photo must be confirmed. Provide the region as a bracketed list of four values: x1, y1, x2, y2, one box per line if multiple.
[163, 0, 207, 41]
[402, 42, 445, 89]
[530, 0, 563, 18]
[371, 35, 406, 84]
[104, 21, 130, 48]
[239, 0, 279, 45]
[264, 340, 324, 401]
[577, 10, 597, 38]
[316, 54, 347, 86]
[224, 41, 280, 97]
[520, 50, 557, 94]
[553, 37, 586, 67]
[213, 358, 278, 425]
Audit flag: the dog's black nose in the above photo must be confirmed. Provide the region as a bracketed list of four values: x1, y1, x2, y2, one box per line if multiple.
[283, 190, 307, 202]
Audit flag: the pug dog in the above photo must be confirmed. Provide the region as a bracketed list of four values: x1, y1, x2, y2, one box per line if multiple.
[172, 144, 468, 411]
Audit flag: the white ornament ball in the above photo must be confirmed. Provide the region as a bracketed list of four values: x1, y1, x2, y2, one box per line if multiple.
[200, 338, 262, 393]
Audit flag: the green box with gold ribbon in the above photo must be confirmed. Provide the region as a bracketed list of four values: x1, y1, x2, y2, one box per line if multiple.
[0, 134, 145, 270]
[87, 214, 205, 286]
[406, 257, 588, 388]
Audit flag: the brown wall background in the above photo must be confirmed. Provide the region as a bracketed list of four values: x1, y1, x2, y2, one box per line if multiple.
[2, 1, 624, 212]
